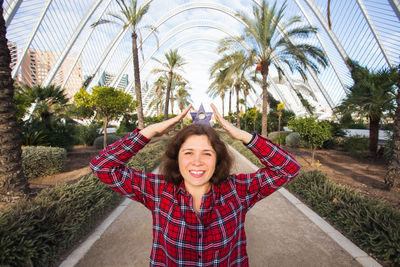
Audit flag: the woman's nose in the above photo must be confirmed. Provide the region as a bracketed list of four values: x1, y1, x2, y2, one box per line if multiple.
[192, 154, 202, 165]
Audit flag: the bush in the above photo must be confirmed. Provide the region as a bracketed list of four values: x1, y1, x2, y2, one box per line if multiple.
[22, 146, 66, 179]
[342, 135, 369, 158]
[286, 170, 400, 266]
[74, 123, 102, 146]
[0, 137, 168, 266]
[285, 132, 301, 148]
[93, 135, 121, 149]
[0, 174, 122, 266]
[127, 138, 169, 172]
[220, 131, 400, 266]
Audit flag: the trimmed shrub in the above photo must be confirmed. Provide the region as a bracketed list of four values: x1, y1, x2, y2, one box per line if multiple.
[22, 146, 66, 179]
[220, 130, 400, 266]
[286, 170, 400, 266]
[93, 135, 121, 149]
[0, 174, 122, 266]
[342, 135, 369, 158]
[285, 132, 301, 148]
[0, 137, 168, 266]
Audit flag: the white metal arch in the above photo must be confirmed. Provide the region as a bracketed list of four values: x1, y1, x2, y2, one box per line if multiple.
[98, 2, 310, 114]
[42, 0, 103, 86]
[61, 0, 114, 89]
[11, 0, 53, 80]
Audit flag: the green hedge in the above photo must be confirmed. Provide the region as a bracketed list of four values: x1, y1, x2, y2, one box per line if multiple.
[0, 138, 168, 266]
[286, 171, 400, 266]
[22, 146, 66, 179]
[219, 129, 400, 266]
[0, 174, 122, 266]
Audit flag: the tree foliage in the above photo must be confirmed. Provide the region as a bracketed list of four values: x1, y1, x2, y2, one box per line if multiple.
[74, 86, 136, 148]
[335, 60, 397, 155]
[288, 117, 332, 165]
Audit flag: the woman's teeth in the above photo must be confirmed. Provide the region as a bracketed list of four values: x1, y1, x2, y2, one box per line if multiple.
[190, 170, 205, 175]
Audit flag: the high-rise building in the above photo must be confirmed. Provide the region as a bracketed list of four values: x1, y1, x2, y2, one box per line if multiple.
[98, 71, 129, 91]
[7, 42, 18, 72]
[16, 49, 83, 101]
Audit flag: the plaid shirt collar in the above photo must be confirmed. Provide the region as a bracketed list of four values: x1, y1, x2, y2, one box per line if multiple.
[175, 181, 220, 201]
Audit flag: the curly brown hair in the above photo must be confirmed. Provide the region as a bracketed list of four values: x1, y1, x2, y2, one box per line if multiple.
[159, 124, 232, 186]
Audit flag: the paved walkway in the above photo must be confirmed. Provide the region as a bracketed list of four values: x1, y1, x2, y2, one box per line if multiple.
[60, 145, 381, 267]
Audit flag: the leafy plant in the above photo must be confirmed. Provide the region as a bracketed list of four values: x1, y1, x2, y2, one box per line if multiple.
[288, 117, 332, 165]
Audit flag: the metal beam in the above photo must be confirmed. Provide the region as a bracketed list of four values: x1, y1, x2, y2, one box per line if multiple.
[303, 0, 350, 70]
[388, 0, 400, 20]
[356, 0, 393, 67]
[62, 0, 114, 89]
[42, 0, 103, 86]
[4, 0, 23, 27]
[11, 0, 53, 79]
[294, 0, 349, 96]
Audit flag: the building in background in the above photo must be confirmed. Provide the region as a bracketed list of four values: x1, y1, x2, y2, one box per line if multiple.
[13, 48, 83, 102]
[98, 71, 129, 91]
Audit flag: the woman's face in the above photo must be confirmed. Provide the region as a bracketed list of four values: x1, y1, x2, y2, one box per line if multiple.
[178, 134, 217, 193]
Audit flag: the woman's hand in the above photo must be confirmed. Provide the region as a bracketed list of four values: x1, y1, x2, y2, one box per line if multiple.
[210, 104, 253, 144]
[140, 104, 192, 139]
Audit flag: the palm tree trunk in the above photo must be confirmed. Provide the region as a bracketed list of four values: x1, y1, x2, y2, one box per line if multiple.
[0, 9, 29, 199]
[164, 71, 173, 120]
[385, 70, 400, 188]
[132, 33, 144, 129]
[228, 89, 232, 122]
[235, 83, 240, 128]
[369, 115, 380, 155]
[221, 94, 225, 117]
[170, 94, 174, 115]
[261, 69, 269, 137]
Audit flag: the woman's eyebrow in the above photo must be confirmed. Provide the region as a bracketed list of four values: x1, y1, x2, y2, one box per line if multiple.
[181, 148, 215, 152]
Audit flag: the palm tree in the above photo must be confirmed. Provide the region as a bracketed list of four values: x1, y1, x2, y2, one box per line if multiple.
[207, 69, 230, 117]
[384, 64, 400, 188]
[0, 6, 29, 199]
[92, 0, 156, 129]
[210, 51, 254, 127]
[175, 83, 192, 129]
[152, 49, 186, 120]
[149, 75, 167, 115]
[336, 60, 397, 155]
[231, 0, 327, 136]
[18, 84, 69, 126]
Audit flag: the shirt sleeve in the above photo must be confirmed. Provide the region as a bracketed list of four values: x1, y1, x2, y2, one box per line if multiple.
[230, 133, 300, 210]
[89, 128, 164, 211]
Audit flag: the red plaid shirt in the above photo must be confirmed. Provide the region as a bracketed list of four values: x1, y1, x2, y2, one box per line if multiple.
[90, 129, 300, 266]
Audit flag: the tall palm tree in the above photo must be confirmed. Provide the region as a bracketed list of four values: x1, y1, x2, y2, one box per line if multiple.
[175, 83, 192, 129]
[149, 74, 167, 115]
[384, 64, 400, 188]
[336, 60, 397, 155]
[92, 0, 156, 129]
[0, 6, 29, 199]
[210, 51, 253, 127]
[207, 69, 230, 117]
[231, 0, 327, 136]
[152, 49, 186, 120]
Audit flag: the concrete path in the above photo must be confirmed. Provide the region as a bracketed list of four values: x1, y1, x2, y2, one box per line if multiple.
[60, 145, 381, 267]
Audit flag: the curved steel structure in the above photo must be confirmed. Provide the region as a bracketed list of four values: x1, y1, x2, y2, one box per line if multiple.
[3, 0, 400, 118]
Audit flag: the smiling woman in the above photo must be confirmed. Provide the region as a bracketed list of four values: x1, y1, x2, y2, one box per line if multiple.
[90, 104, 300, 266]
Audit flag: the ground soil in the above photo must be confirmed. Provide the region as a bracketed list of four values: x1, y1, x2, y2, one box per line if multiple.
[284, 146, 400, 210]
[1, 141, 399, 213]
